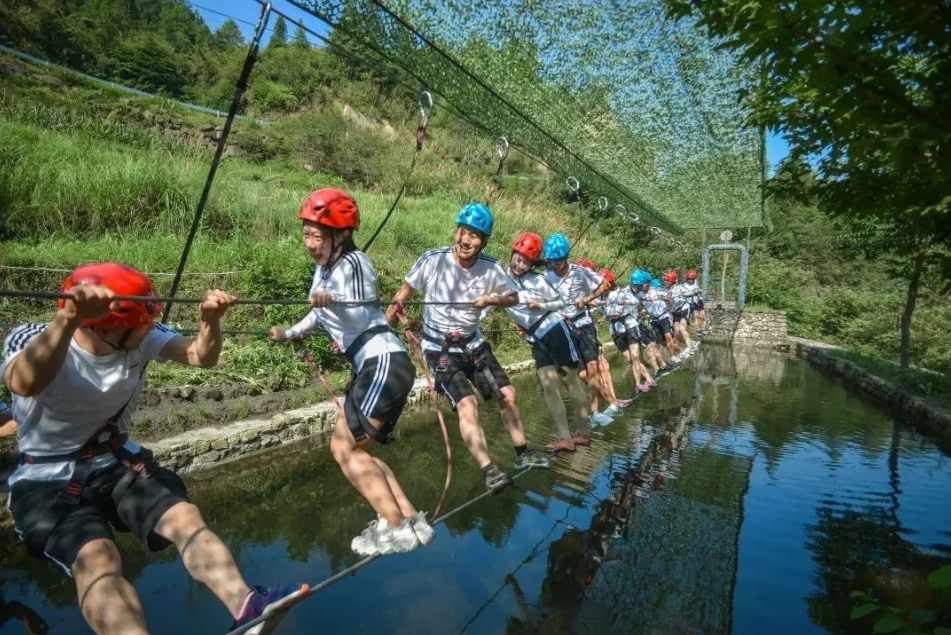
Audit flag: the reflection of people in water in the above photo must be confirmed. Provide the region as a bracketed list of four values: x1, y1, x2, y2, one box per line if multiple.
[504, 417, 693, 634]
[0, 591, 49, 635]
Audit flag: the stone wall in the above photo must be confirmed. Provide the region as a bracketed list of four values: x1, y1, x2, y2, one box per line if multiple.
[703, 307, 788, 349]
[796, 340, 951, 443]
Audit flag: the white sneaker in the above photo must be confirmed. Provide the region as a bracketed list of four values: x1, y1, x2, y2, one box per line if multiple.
[412, 511, 436, 546]
[601, 404, 621, 418]
[350, 517, 421, 556]
[590, 412, 613, 427]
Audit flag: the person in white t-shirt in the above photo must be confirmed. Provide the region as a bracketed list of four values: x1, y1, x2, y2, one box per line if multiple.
[594, 268, 656, 393]
[385, 204, 552, 492]
[663, 270, 696, 354]
[541, 234, 622, 424]
[500, 232, 592, 452]
[1, 263, 305, 635]
[683, 269, 706, 333]
[269, 188, 434, 558]
[0, 398, 15, 438]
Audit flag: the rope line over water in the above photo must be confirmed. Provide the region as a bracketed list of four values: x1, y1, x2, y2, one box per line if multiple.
[223, 458, 556, 635]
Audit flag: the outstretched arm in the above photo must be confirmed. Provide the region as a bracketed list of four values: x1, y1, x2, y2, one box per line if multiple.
[159, 290, 236, 368]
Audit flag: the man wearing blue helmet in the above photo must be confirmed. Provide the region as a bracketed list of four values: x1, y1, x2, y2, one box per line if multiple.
[386, 203, 551, 492]
[542, 234, 621, 425]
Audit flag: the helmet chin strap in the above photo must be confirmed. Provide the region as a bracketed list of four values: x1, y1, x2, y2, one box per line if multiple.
[320, 231, 348, 280]
[97, 328, 134, 351]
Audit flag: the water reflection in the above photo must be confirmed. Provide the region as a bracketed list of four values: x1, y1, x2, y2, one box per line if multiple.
[1, 349, 950, 635]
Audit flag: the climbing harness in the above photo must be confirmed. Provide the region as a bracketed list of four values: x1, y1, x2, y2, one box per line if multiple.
[361, 90, 434, 253]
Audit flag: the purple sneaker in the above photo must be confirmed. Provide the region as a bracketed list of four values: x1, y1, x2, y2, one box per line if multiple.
[230, 584, 309, 635]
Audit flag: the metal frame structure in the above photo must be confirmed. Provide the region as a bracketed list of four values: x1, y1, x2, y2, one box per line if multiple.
[702, 244, 749, 309]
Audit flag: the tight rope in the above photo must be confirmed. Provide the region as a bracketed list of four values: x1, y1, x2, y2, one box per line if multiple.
[160, 3, 271, 323]
[0, 289, 515, 307]
[361, 90, 434, 253]
[223, 452, 560, 635]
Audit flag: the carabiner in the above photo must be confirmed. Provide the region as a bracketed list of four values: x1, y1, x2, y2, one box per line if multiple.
[418, 89, 434, 118]
[565, 176, 580, 193]
[496, 136, 510, 161]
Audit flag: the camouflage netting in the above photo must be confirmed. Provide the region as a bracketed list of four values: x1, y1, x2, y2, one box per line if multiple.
[281, 0, 767, 232]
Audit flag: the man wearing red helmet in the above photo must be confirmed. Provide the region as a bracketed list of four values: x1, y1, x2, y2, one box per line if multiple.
[682, 269, 706, 333]
[499, 232, 592, 452]
[270, 188, 434, 557]
[663, 270, 696, 354]
[2, 263, 304, 635]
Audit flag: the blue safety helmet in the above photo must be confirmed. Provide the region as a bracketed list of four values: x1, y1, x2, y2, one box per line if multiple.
[629, 269, 652, 287]
[543, 233, 571, 261]
[650, 278, 663, 289]
[455, 203, 494, 237]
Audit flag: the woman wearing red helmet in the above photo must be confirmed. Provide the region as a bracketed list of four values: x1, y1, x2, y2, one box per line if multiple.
[500, 232, 592, 451]
[663, 270, 696, 354]
[683, 269, 706, 333]
[2, 263, 305, 635]
[269, 188, 434, 557]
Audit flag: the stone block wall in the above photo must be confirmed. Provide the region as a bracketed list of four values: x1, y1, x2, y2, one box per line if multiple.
[703, 307, 788, 349]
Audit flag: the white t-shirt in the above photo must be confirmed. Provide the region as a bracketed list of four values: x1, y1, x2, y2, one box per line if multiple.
[602, 288, 642, 335]
[544, 264, 603, 327]
[669, 283, 689, 310]
[504, 269, 565, 338]
[405, 247, 519, 353]
[682, 280, 702, 301]
[286, 250, 404, 371]
[1, 322, 180, 486]
[639, 289, 672, 320]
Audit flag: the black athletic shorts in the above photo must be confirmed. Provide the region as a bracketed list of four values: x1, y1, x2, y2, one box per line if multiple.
[567, 322, 601, 366]
[691, 298, 705, 311]
[612, 329, 639, 353]
[344, 352, 416, 445]
[672, 307, 691, 324]
[532, 321, 581, 370]
[8, 462, 189, 576]
[651, 315, 674, 340]
[424, 343, 511, 410]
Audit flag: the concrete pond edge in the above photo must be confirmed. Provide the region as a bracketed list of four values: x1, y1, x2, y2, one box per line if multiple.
[793, 337, 951, 444]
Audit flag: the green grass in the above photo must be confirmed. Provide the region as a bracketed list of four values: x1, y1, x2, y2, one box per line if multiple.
[826, 348, 951, 411]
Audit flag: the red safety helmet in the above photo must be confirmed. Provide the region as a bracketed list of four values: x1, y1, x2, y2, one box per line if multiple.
[662, 269, 678, 284]
[298, 188, 360, 230]
[598, 268, 616, 285]
[511, 232, 543, 262]
[575, 259, 596, 271]
[686, 269, 698, 280]
[60, 263, 162, 328]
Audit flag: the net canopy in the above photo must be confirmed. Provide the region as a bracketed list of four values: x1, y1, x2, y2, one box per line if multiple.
[283, 0, 767, 232]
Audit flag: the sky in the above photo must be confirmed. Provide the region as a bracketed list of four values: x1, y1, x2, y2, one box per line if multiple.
[187, 0, 791, 173]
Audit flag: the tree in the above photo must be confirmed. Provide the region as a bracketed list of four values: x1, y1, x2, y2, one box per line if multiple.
[666, 0, 951, 367]
[268, 15, 288, 49]
[292, 20, 309, 48]
[213, 18, 245, 51]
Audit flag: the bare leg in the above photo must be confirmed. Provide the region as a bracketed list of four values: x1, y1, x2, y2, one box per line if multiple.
[456, 395, 493, 468]
[329, 415, 414, 527]
[372, 456, 416, 519]
[537, 366, 571, 439]
[584, 360, 602, 413]
[562, 368, 592, 434]
[597, 353, 620, 407]
[154, 502, 250, 618]
[73, 539, 149, 635]
[498, 385, 528, 447]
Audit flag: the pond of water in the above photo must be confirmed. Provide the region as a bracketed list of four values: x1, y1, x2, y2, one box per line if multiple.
[1, 345, 949, 635]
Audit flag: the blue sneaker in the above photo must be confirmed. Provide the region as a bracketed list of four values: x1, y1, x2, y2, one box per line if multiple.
[229, 584, 309, 635]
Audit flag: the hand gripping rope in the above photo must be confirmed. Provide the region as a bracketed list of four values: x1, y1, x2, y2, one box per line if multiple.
[361, 89, 434, 253]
